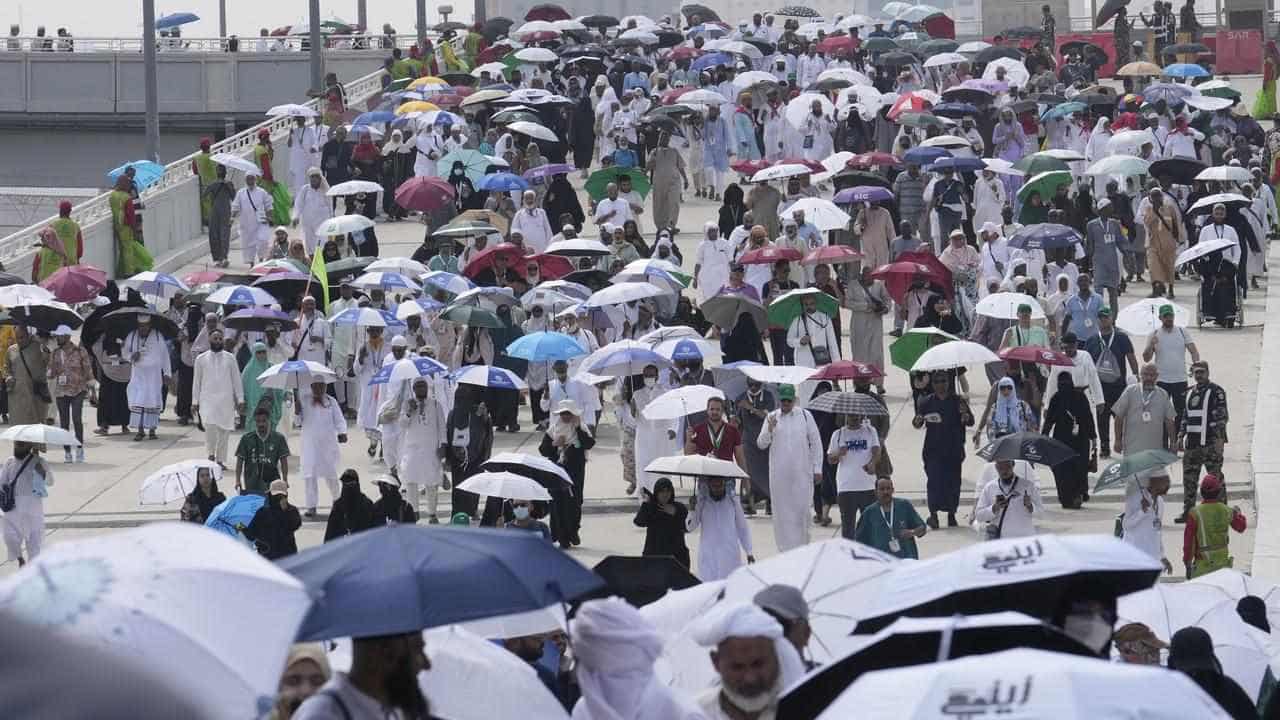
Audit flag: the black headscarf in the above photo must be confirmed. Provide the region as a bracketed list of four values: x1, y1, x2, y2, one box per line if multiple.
[543, 174, 585, 230]
[723, 312, 767, 364]
[1167, 627, 1258, 720]
[718, 183, 747, 238]
[1237, 596, 1271, 633]
[915, 293, 963, 334]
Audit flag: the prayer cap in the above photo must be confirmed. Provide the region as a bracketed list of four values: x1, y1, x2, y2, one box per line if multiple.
[754, 584, 809, 621]
[1096, 198, 1111, 210]
[51, 325, 72, 337]
[555, 399, 582, 416]
[1158, 304, 1175, 316]
[391, 334, 408, 348]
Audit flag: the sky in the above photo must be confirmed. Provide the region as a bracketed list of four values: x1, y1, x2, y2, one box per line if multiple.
[6, 0, 468, 37]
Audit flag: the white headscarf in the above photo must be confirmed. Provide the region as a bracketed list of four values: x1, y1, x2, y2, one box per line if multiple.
[689, 602, 806, 696]
[571, 598, 665, 720]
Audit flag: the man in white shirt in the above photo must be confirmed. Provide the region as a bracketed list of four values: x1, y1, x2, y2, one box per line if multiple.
[292, 296, 330, 367]
[978, 222, 1010, 289]
[192, 330, 245, 465]
[511, 190, 554, 253]
[413, 125, 445, 177]
[291, 168, 331, 254]
[232, 173, 273, 265]
[974, 459, 1044, 539]
[543, 360, 601, 432]
[1121, 472, 1173, 572]
[593, 182, 632, 227]
[796, 44, 826, 87]
[828, 412, 881, 539]
[287, 117, 323, 192]
[694, 221, 733, 302]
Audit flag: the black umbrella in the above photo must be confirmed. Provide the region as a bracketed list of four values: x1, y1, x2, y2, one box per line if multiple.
[99, 307, 180, 339]
[433, 21, 467, 33]
[977, 431, 1077, 466]
[680, 3, 721, 22]
[917, 39, 959, 56]
[564, 269, 610, 289]
[1000, 26, 1042, 39]
[1060, 41, 1109, 66]
[1148, 157, 1207, 185]
[619, 53, 654, 70]
[559, 43, 608, 58]
[777, 5, 821, 18]
[4, 302, 83, 331]
[779, 613, 1095, 720]
[1094, 0, 1130, 27]
[655, 29, 683, 48]
[940, 87, 994, 106]
[579, 14, 619, 28]
[743, 37, 775, 55]
[1009, 99, 1039, 114]
[638, 115, 684, 135]
[480, 17, 514, 42]
[440, 72, 476, 87]
[480, 452, 573, 492]
[1162, 42, 1210, 56]
[1034, 92, 1068, 105]
[807, 76, 854, 92]
[1077, 93, 1118, 107]
[591, 555, 700, 607]
[973, 46, 1023, 65]
[879, 50, 917, 66]
[325, 256, 377, 285]
[608, 36, 649, 49]
[0, 272, 25, 287]
[832, 170, 892, 191]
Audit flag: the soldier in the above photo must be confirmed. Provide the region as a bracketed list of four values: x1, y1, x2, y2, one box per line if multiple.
[1176, 361, 1228, 523]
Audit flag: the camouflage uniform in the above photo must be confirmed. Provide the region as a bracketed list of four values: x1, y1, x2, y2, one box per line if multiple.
[1179, 380, 1228, 514]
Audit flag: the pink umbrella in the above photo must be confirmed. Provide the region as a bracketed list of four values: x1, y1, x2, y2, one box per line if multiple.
[739, 247, 803, 265]
[183, 269, 225, 285]
[395, 176, 456, 212]
[40, 264, 107, 303]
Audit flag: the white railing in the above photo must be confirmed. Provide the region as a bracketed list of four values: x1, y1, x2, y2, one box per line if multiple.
[2, 34, 424, 54]
[0, 66, 388, 273]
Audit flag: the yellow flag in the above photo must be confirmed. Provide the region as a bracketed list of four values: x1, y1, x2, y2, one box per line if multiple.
[310, 249, 329, 308]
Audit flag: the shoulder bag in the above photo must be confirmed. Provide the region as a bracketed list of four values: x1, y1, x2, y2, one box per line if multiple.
[18, 346, 52, 403]
[802, 314, 833, 366]
[0, 454, 37, 513]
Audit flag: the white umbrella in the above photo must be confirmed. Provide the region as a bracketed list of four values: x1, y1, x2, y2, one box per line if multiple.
[1115, 298, 1190, 335]
[1196, 166, 1253, 183]
[551, 18, 585, 31]
[923, 52, 967, 68]
[643, 581, 727, 695]
[786, 93, 835, 129]
[734, 70, 780, 90]
[481, 451, 572, 485]
[205, 284, 276, 306]
[817, 648, 1231, 720]
[1176, 236, 1237, 267]
[1116, 582, 1234, 641]
[1085, 155, 1152, 177]
[0, 523, 311, 720]
[257, 360, 337, 389]
[641, 385, 725, 421]
[582, 282, 667, 308]
[750, 163, 813, 183]
[982, 57, 1029, 88]
[316, 214, 374, 236]
[1191, 602, 1277, 703]
[620, 14, 657, 28]
[470, 63, 508, 79]
[975, 292, 1045, 320]
[619, 28, 659, 45]
[837, 13, 875, 29]
[785, 197, 851, 231]
[678, 89, 729, 106]
[644, 454, 749, 479]
[957, 40, 992, 53]
[817, 67, 872, 87]
[1107, 129, 1156, 156]
[418, 626, 571, 720]
[1191, 569, 1280, 629]
[513, 19, 557, 36]
[456, 604, 568, 640]
[723, 540, 897, 663]
[366, 257, 429, 276]
[120, 271, 190, 299]
[718, 40, 763, 59]
[920, 135, 972, 149]
[910, 340, 1000, 372]
[344, 124, 384, 140]
[138, 459, 222, 506]
[506, 120, 557, 142]
[1184, 94, 1234, 111]
[209, 153, 260, 176]
[456, 471, 552, 502]
[0, 423, 80, 447]
[513, 46, 558, 63]
[394, 298, 445, 320]
[1042, 148, 1086, 162]
[1189, 192, 1250, 213]
[812, 151, 855, 183]
[982, 157, 1025, 176]
[0, 284, 54, 305]
[520, 288, 578, 312]
[266, 103, 317, 118]
[639, 325, 702, 346]
[349, 271, 422, 292]
[740, 364, 818, 385]
[326, 180, 383, 196]
[546, 238, 611, 256]
[330, 306, 404, 328]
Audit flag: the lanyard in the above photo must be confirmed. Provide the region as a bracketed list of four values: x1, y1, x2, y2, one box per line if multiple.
[707, 421, 725, 451]
[1140, 387, 1156, 410]
[1214, 224, 1225, 239]
[880, 502, 894, 531]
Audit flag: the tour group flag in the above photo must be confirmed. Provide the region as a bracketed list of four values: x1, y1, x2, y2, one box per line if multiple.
[310, 249, 329, 307]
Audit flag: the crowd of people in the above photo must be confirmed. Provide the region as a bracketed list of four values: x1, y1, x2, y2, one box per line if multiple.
[6, 4, 1280, 719]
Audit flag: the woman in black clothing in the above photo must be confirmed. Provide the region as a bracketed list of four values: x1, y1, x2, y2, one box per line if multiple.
[489, 305, 526, 433]
[538, 402, 596, 550]
[722, 311, 768, 364]
[1040, 373, 1097, 509]
[543, 173, 585, 230]
[180, 467, 226, 524]
[622, 220, 651, 258]
[324, 469, 383, 541]
[633, 477, 690, 569]
[374, 476, 419, 525]
[808, 381, 838, 527]
[448, 385, 495, 521]
[1168, 627, 1259, 720]
[718, 183, 747, 239]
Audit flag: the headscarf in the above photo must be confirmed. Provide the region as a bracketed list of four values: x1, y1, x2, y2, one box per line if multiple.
[351, 132, 380, 164]
[241, 341, 282, 428]
[1167, 627, 1222, 674]
[689, 602, 806, 693]
[571, 597, 665, 720]
[1236, 596, 1270, 633]
[382, 130, 404, 156]
[992, 377, 1025, 435]
[283, 643, 332, 680]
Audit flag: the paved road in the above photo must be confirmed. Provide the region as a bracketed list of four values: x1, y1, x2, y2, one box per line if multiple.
[9, 143, 1267, 579]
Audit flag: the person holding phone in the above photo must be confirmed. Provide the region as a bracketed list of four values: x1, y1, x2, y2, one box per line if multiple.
[975, 459, 1044, 540]
[828, 412, 881, 539]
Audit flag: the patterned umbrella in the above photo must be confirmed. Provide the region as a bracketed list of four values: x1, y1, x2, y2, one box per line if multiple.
[809, 361, 885, 381]
[808, 391, 889, 416]
[977, 431, 1077, 466]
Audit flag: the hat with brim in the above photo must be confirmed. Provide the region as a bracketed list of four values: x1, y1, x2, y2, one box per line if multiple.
[778, 384, 796, 400]
[269, 479, 288, 496]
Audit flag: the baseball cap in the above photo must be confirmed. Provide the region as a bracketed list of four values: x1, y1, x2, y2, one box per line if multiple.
[1097, 306, 1111, 317]
[51, 325, 72, 336]
[1158, 304, 1175, 317]
[754, 584, 809, 621]
[269, 480, 288, 496]
[778, 384, 797, 400]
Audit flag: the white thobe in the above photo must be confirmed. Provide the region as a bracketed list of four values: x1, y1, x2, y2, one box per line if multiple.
[1042, 351, 1105, 410]
[192, 350, 242, 430]
[593, 197, 632, 227]
[289, 126, 322, 191]
[354, 342, 391, 433]
[1163, 129, 1200, 159]
[1197, 223, 1240, 266]
[292, 312, 330, 366]
[511, 207, 555, 254]
[544, 377, 602, 424]
[378, 354, 410, 469]
[124, 331, 170, 424]
[685, 491, 753, 581]
[974, 473, 1044, 539]
[631, 384, 680, 489]
[795, 114, 835, 163]
[414, 131, 445, 177]
[786, 312, 839, 368]
[761, 106, 787, 160]
[796, 55, 826, 86]
[233, 187, 273, 261]
[291, 185, 331, 253]
[756, 408, 823, 552]
[1, 455, 51, 562]
[978, 238, 1011, 290]
[298, 395, 346, 509]
[397, 392, 447, 489]
[695, 238, 733, 303]
[973, 175, 1006, 232]
[1122, 483, 1165, 561]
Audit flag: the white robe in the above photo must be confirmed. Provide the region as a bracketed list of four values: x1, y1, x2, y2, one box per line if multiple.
[787, 311, 839, 403]
[631, 384, 681, 490]
[192, 350, 243, 430]
[1, 454, 51, 562]
[291, 184, 331, 254]
[685, 488, 753, 581]
[414, 131, 445, 177]
[298, 395, 346, 481]
[397, 390, 447, 489]
[761, 106, 787, 161]
[378, 354, 410, 468]
[756, 408, 823, 552]
[974, 473, 1044, 539]
[292, 312, 330, 366]
[232, 187, 273, 259]
[289, 126, 322, 191]
[973, 175, 1006, 233]
[695, 237, 733, 303]
[354, 341, 392, 433]
[124, 330, 170, 414]
[543, 377, 601, 422]
[1122, 481, 1165, 561]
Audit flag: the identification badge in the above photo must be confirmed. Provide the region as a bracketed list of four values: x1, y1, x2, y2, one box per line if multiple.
[57, 375, 68, 386]
[1142, 411, 1152, 422]
[1084, 318, 1094, 327]
[1104, 233, 1115, 245]
[803, 135, 814, 149]
[888, 538, 901, 553]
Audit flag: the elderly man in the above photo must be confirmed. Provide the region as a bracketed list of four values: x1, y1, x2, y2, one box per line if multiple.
[512, 190, 554, 254]
[687, 475, 754, 581]
[753, 585, 812, 663]
[592, 182, 632, 227]
[1141, 188, 1184, 298]
[570, 598, 705, 720]
[648, 131, 689, 233]
[290, 168, 330, 254]
[694, 221, 734, 303]
[4, 325, 49, 425]
[295, 378, 347, 518]
[124, 316, 170, 441]
[328, 282, 361, 414]
[192, 330, 245, 466]
[756, 384, 824, 552]
[1122, 472, 1173, 573]
[853, 200, 894, 271]
[232, 172, 273, 265]
[1112, 362, 1176, 460]
[690, 603, 806, 720]
[292, 295, 329, 368]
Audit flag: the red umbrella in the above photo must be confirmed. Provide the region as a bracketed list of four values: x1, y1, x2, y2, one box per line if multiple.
[523, 30, 560, 42]
[525, 3, 570, 21]
[478, 43, 514, 64]
[661, 87, 698, 105]
[667, 46, 704, 61]
[183, 269, 225, 285]
[848, 152, 902, 169]
[816, 35, 857, 56]
[802, 245, 863, 266]
[777, 158, 826, 173]
[868, 256, 952, 303]
[395, 176, 456, 212]
[887, 92, 933, 120]
[739, 246, 803, 265]
[430, 93, 466, 108]
[462, 243, 529, 279]
[39, 264, 107, 304]
[730, 159, 771, 176]
[527, 253, 575, 280]
[998, 345, 1075, 367]
[810, 360, 885, 381]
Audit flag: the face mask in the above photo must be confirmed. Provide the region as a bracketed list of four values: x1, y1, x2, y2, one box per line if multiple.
[1063, 613, 1113, 653]
[452, 169, 463, 176]
[513, 506, 531, 520]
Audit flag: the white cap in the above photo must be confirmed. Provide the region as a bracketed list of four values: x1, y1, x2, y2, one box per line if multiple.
[1096, 198, 1112, 210]
[390, 335, 407, 348]
[51, 324, 72, 336]
[555, 399, 582, 416]
[980, 221, 1000, 235]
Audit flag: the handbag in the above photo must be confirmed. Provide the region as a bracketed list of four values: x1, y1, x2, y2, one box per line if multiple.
[18, 347, 52, 404]
[0, 455, 37, 513]
[802, 314, 833, 366]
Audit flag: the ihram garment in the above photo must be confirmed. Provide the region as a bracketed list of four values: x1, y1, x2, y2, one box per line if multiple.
[756, 406, 824, 552]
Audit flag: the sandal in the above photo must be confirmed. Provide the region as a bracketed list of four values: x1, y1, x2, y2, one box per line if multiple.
[133, 432, 145, 442]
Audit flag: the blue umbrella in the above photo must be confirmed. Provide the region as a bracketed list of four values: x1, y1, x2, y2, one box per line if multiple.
[451, 364, 528, 389]
[931, 102, 978, 118]
[278, 525, 606, 640]
[369, 356, 449, 386]
[584, 344, 670, 377]
[107, 160, 165, 191]
[1163, 63, 1209, 78]
[1007, 223, 1084, 251]
[523, 163, 575, 182]
[926, 157, 987, 173]
[902, 147, 950, 166]
[155, 11, 200, 29]
[421, 271, 476, 296]
[476, 172, 531, 192]
[1140, 82, 1195, 104]
[690, 52, 733, 72]
[353, 110, 397, 125]
[204, 495, 265, 540]
[505, 332, 588, 362]
[834, 186, 895, 204]
[1040, 101, 1087, 121]
[665, 338, 707, 362]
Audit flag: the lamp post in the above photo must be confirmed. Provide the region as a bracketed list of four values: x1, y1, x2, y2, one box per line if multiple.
[142, 0, 159, 162]
[309, 0, 323, 92]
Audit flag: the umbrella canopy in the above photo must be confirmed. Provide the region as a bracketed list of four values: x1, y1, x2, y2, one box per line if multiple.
[420, 270, 477, 296]
[641, 385, 725, 421]
[977, 431, 1078, 465]
[998, 345, 1074, 367]
[750, 163, 813, 183]
[809, 361, 885, 382]
[808, 391, 889, 416]
[869, 257, 952, 304]
[1190, 569, 1280, 630]
[1007, 223, 1083, 251]
[1093, 449, 1181, 492]
[739, 246, 804, 265]
[4, 300, 82, 331]
[1116, 60, 1163, 76]
[452, 364, 528, 390]
[480, 451, 572, 489]
[1196, 165, 1253, 183]
[206, 284, 276, 307]
[781, 612, 1093, 720]
[204, 493, 264, 540]
[0, 423, 80, 446]
[395, 176, 456, 212]
[1085, 155, 1151, 177]
[1012, 152, 1070, 175]
[279, 525, 604, 640]
[889, 327, 960, 372]
[121, 271, 189, 299]
[1164, 62, 1210, 78]
[581, 340, 671, 377]
[644, 454, 748, 479]
[505, 331, 587, 362]
[223, 308, 297, 334]
[739, 364, 820, 385]
[456, 471, 552, 501]
[910, 339, 1000, 372]
[418, 625, 571, 720]
[816, 648, 1229, 719]
[833, 185, 894, 204]
[98, 307, 179, 339]
[506, 120, 558, 143]
[315, 214, 374, 236]
[367, 357, 449, 387]
[39, 264, 107, 304]
[329, 307, 406, 329]
[0, 284, 54, 305]
[258, 360, 337, 390]
[1115, 298, 1189, 335]
[582, 282, 666, 308]
[802, 245, 863, 266]
[107, 160, 165, 191]
[326, 180, 383, 197]
[138, 459, 222, 505]
[350, 271, 421, 293]
[0, 523, 310, 719]
[592, 555, 701, 607]
[975, 292, 1046, 320]
[584, 167, 651, 200]
[767, 287, 839, 328]
[699, 291, 767, 330]
[1017, 170, 1073, 203]
[440, 304, 503, 328]
[784, 197, 851, 231]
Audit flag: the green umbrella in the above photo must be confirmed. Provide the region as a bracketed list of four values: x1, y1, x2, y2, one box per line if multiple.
[1093, 449, 1180, 493]
[1013, 152, 1071, 175]
[1017, 170, 1073, 203]
[898, 112, 947, 129]
[585, 167, 651, 201]
[441, 304, 503, 328]
[889, 327, 960, 372]
[434, 220, 500, 237]
[766, 288, 839, 328]
[864, 37, 899, 53]
[437, 149, 492, 185]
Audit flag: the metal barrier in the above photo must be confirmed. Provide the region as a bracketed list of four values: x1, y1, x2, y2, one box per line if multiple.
[1, 34, 422, 54]
[0, 66, 388, 278]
